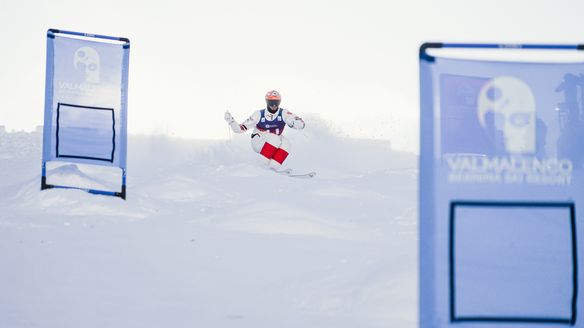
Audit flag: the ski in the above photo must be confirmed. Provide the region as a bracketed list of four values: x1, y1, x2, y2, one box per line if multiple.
[271, 168, 316, 178]
[287, 171, 316, 178]
[271, 168, 293, 175]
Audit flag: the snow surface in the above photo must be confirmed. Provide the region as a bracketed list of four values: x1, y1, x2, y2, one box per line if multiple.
[0, 120, 418, 328]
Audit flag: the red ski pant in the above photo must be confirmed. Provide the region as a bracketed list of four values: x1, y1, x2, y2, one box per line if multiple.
[251, 132, 291, 164]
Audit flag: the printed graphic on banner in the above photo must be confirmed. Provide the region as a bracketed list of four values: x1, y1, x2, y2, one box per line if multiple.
[443, 74, 574, 186]
[74, 46, 100, 83]
[440, 74, 491, 154]
[477, 76, 536, 154]
[556, 73, 584, 167]
[56, 41, 109, 97]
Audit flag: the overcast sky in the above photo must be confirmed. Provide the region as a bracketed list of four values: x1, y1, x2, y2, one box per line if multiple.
[1, 0, 583, 152]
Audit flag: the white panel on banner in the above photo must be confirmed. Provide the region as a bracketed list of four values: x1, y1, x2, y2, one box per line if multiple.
[453, 204, 573, 319]
[57, 103, 115, 162]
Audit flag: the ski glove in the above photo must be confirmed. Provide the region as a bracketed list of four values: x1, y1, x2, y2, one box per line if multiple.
[224, 111, 234, 123]
[290, 117, 305, 130]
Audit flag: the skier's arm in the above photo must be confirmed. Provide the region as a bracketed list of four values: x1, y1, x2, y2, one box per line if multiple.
[224, 111, 260, 133]
[283, 109, 305, 130]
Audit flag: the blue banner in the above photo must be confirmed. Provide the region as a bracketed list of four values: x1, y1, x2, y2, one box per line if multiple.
[41, 29, 130, 198]
[420, 44, 584, 327]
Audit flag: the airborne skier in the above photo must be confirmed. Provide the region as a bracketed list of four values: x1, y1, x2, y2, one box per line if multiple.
[224, 90, 306, 170]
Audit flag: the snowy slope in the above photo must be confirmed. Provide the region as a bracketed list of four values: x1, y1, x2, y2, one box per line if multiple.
[0, 121, 418, 328]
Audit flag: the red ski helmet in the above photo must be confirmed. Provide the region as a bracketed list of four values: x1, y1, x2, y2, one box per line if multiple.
[265, 90, 281, 112]
[265, 90, 281, 101]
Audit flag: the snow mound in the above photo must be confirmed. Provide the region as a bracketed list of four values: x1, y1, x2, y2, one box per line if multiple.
[0, 130, 418, 328]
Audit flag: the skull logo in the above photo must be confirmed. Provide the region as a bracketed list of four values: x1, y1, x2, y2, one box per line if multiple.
[477, 76, 536, 154]
[73, 47, 100, 83]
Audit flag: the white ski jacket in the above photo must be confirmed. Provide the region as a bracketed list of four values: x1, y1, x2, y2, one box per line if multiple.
[227, 108, 305, 135]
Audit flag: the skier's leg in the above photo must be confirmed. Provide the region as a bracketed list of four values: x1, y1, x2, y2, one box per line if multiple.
[251, 132, 282, 161]
[260, 143, 278, 160]
[270, 136, 291, 166]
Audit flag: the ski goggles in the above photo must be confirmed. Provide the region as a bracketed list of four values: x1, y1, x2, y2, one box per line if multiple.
[267, 99, 280, 108]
